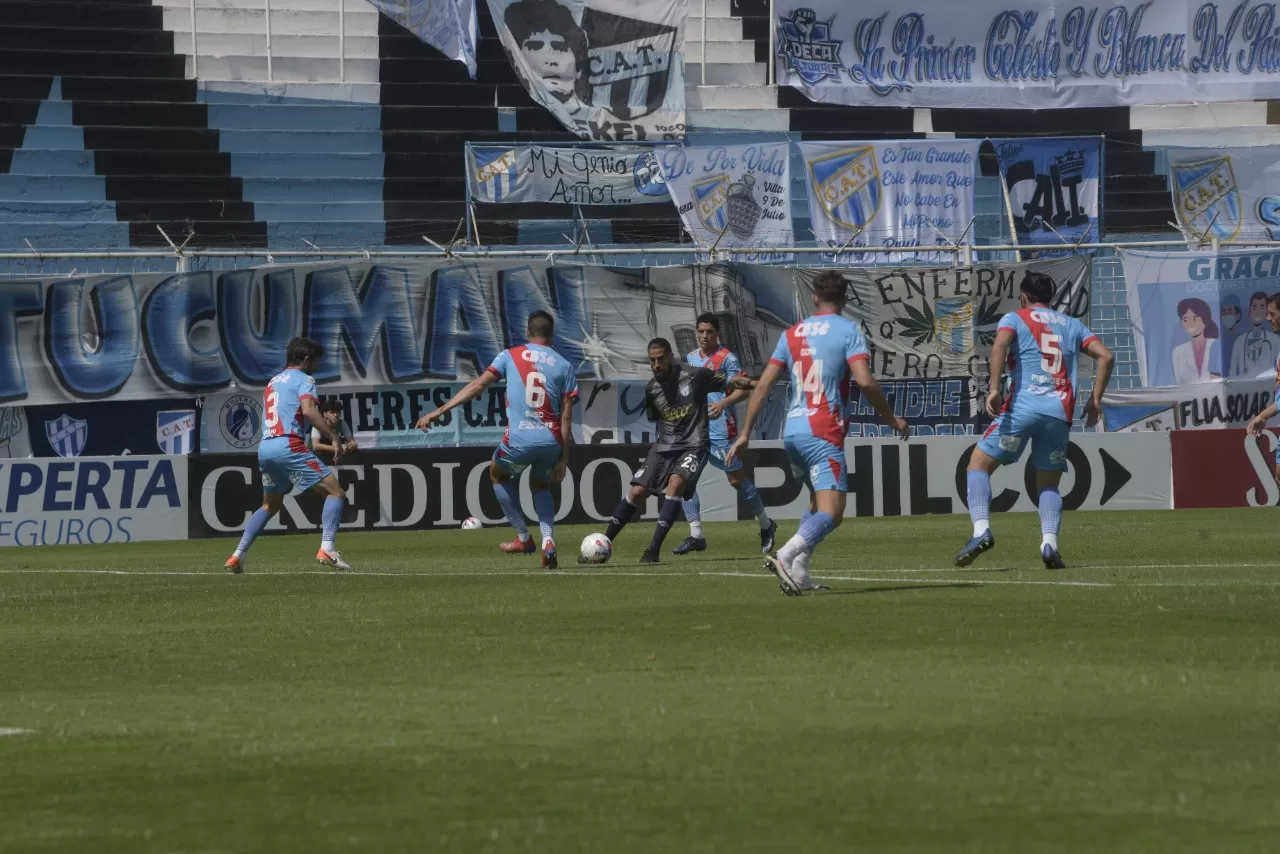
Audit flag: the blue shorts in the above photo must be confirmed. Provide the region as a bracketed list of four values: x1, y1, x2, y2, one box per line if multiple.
[259, 438, 328, 495]
[785, 435, 846, 492]
[977, 410, 1070, 472]
[493, 441, 560, 480]
[707, 440, 744, 473]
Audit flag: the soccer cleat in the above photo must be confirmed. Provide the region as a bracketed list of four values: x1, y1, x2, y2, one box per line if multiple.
[224, 555, 243, 574]
[763, 552, 804, 596]
[790, 551, 829, 592]
[499, 538, 537, 555]
[1041, 544, 1066, 570]
[541, 540, 558, 570]
[759, 520, 778, 553]
[953, 531, 995, 568]
[316, 549, 352, 571]
[672, 536, 706, 555]
[639, 550, 660, 564]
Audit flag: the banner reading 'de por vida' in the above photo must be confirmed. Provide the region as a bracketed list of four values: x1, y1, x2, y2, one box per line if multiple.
[660, 142, 794, 262]
[800, 139, 980, 265]
[774, 1, 1280, 110]
[1168, 146, 1280, 242]
[1123, 248, 1280, 388]
[993, 136, 1102, 251]
[484, 0, 686, 141]
[466, 143, 670, 204]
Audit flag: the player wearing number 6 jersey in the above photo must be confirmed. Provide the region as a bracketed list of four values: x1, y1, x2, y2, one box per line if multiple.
[728, 272, 908, 596]
[224, 337, 352, 574]
[956, 271, 1114, 570]
[417, 311, 578, 569]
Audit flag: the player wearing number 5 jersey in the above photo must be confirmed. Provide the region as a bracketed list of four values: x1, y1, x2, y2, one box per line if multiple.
[956, 271, 1115, 570]
[417, 311, 578, 569]
[728, 271, 908, 596]
[224, 337, 352, 573]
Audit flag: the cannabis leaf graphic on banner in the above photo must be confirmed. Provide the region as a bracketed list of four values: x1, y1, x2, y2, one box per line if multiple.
[898, 300, 936, 348]
[975, 296, 1004, 346]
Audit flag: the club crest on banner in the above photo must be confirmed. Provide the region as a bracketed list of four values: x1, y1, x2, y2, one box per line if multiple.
[777, 7, 843, 85]
[1173, 157, 1242, 240]
[220, 395, 262, 450]
[633, 150, 667, 196]
[586, 10, 677, 123]
[694, 175, 731, 233]
[156, 410, 196, 455]
[45, 414, 87, 458]
[808, 145, 881, 228]
[472, 147, 519, 202]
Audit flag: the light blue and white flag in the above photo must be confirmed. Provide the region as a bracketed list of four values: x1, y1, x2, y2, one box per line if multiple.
[992, 136, 1102, 252]
[368, 0, 477, 78]
[465, 143, 671, 204]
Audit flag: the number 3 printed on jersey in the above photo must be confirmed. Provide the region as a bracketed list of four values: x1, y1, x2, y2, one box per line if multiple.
[264, 387, 282, 436]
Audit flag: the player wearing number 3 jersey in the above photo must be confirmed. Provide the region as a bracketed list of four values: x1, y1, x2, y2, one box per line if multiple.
[224, 337, 353, 574]
[417, 311, 578, 569]
[728, 271, 908, 596]
[956, 271, 1115, 570]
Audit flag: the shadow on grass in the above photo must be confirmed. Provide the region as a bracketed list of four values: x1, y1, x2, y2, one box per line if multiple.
[820, 583, 982, 596]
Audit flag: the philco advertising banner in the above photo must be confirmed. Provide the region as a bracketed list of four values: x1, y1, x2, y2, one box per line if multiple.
[775, 1, 1280, 110]
[466, 143, 670, 204]
[485, 0, 686, 141]
[1168, 146, 1280, 242]
[992, 136, 1103, 250]
[799, 139, 981, 265]
[1122, 248, 1280, 387]
[660, 142, 794, 262]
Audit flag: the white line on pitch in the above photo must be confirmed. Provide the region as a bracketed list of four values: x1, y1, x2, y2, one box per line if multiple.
[0, 728, 33, 736]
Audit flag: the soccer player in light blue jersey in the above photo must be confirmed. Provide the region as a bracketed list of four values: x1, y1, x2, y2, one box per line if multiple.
[672, 313, 778, 556]
[224, 337, 352, 574]
[1244, 294, 1280, 479]
[418, 311, 578, 569]
[729, 271, 908, 596]
[956, 271, 1114, 570]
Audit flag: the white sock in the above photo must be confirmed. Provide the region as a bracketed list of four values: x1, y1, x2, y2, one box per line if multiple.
[689, 520, 704, 538]
[233, 548, 245, 559]
[789, 550, 813, 587]
[758, 511, 772, 529]
[517, 531, 530, 543]
[1042, 533, 1059, 550]
[777, 534, 807, 565]
[321, 540, 335, 553]
[973, 521, 990, 538]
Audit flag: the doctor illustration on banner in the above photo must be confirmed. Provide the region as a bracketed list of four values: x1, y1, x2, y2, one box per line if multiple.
[1172, 298, 1221, 386]
[1229, 291, 1280, 377]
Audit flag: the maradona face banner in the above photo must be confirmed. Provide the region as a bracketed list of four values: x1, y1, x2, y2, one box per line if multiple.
[775, 1, 1280, 110]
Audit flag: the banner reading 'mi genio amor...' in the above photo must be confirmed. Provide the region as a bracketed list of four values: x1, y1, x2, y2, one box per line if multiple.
[775, 1, 1280, 109]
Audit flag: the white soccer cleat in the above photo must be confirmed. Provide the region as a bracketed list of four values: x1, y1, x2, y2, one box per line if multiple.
[790, 551, 829, 592]
[316, 549, 353, 571]
[763, 552, 804, 596]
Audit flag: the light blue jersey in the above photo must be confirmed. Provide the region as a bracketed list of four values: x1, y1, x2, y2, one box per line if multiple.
[769, 313, 870, 445]
[488, 343, 579, 449]
[686, 346, 743, 445]
[999, 307, 1097, 423]
[259, 367, 326, 494]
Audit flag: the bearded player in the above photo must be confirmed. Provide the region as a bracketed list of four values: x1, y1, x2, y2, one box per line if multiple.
[1245, 294, 1280, 477]
[671, 313, 777, 556]
[599, 338, 756, 564]
[955, 271, 1114, 570]
[225, 337, 352, 573]
[728, 272, 908, 595]
[417, 311, 577, 569]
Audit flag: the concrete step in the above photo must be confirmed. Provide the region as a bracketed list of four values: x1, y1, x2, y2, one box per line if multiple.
[7, 149, 97, 176]
[0, 174, 111, 201]
[685, 85, 778, 110]
[252, 200, 384, 221]
[1131, 101, 1268, 130]
[684, 0, 733, 17]
[687, 108, 789, 132]
[184, 55, 380, 84]
[215, 128, 383, 153]
[264, 219, 388, 249]
[0, 199, 120, 220]
[682, 40, 757, 64]
[206, 102, 383, 130]
[0, 221, 130, 250]
[685, 17, 744, 41]
[197, 80, 381, 105]
[229, 151, 382, 179]
[153, 0, 376, 11]
[685, 62, 768, 85]
[242, 176, 384, 203]
[173, 32, 380, 60]
[160, 7, 378, 38]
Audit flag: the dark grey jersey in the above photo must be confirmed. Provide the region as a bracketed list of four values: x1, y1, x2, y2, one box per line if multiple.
[644, 365, 728, 453]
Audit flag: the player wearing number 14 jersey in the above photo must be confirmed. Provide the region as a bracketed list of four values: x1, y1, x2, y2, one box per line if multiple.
[417, 311, 578, 568]
[225, 337, 352, 573]
[956, 272, 1114, 570]
[729, 272, 908, 596]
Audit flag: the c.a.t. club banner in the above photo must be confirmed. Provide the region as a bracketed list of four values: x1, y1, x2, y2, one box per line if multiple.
[1168, 146, 1280, 242]
[992, 136, 1102, 250]
[800, 139, 980, 265]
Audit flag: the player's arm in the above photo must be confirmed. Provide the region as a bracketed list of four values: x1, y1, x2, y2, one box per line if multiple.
[724, 363, 782, 464]
[416, 371, 499, 430]
[554, 395, 575, 482]
[1249, 402, 1278, 434]
[986, 328, 1015, 417]
[311, 428, 338, 455]
[300, 396, 343, 463]
[850, 359, 909, 441]
[1083, 337, 1115, 428]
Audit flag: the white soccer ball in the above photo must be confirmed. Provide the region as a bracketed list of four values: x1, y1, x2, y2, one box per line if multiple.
[579, 533, 613, 564]
[461, 516, 482, 530]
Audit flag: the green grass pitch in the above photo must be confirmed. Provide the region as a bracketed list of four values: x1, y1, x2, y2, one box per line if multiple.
[2, 509, 1280, 853]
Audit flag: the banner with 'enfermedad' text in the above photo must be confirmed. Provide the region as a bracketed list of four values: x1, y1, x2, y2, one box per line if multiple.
[774, 1, 1280, 110]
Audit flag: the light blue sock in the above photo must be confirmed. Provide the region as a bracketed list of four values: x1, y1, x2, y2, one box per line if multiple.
[1039, 485, 1063, 548]
[682, 493, 701, 523]
[739, 479, 771, 527]
[796, 511, 835, 553]
[799, 507, 815, 526]
[234, 508, 271, 556]
[533, 489, 555, 546]
[967, 470, 992, 537]
[321, 496, 343, 548]
[493, 479, 529, 540]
